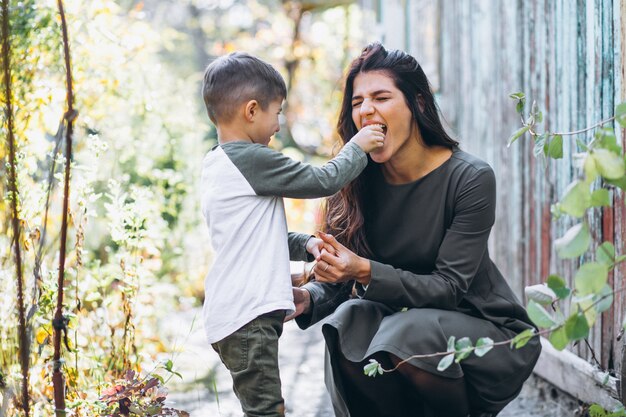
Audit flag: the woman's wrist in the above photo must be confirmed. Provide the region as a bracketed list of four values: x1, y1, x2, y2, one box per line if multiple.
[355, 256, 372, 286]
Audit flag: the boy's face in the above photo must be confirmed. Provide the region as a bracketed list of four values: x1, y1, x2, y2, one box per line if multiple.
[252, 99, 283, 146]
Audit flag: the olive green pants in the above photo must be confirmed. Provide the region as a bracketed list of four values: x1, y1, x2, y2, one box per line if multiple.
[212, 310, 286, 417]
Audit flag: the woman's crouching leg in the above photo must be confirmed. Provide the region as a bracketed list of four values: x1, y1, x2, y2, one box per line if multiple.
[336, 351, 425, 417]
[389, 353, 469, 417]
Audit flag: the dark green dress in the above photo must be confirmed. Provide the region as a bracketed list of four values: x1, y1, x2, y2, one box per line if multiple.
[296, 148, 541, 416]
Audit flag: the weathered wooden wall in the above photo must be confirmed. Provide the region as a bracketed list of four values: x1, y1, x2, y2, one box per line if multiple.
[360, 0, 626, 402]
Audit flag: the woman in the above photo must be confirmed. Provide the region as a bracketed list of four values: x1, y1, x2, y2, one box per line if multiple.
[290, 43, 541, 417]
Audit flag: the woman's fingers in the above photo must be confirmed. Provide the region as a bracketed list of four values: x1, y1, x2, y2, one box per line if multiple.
[317, 231, 344, 251]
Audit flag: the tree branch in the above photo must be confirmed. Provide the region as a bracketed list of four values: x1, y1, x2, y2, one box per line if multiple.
[52, 0, 77, 415]
[1, 1, 30, 415]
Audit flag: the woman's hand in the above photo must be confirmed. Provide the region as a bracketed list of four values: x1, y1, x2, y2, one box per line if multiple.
[313, 232, 371, 285]
[285, 287, 311, 322]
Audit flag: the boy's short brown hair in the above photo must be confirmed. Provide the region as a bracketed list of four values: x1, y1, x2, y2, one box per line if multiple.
[202, 52, 287, 125]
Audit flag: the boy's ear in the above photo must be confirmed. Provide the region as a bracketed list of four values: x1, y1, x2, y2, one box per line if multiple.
[244, 100, 260, 122]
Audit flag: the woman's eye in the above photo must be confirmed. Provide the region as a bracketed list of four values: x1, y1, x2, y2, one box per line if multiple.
[351, 102, 362, 108]
[376, 97, 389, 101]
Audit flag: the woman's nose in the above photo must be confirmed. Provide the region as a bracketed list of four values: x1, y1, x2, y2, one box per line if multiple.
[360, 99, 374, 116]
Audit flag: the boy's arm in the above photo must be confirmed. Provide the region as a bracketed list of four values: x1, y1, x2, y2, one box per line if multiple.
[288, 232, 315, 262]
[221, 141, 367, 198]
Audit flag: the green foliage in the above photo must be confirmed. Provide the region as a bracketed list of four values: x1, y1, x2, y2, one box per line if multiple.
[547, 275, 571, 299]
[363, 359, 384, 377]
[553, 222, 591, 259]
[588, 404, 626, 417]
[511, 329, 536, 349]
[3, 0, 371, 414]
[1, 0, 208, 414]
[526, 300, 556, 328]
[436, 336, 495, 371]
[507, 93, 626, 356]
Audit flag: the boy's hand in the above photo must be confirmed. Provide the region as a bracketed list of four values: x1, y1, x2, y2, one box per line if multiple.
[305, 236, 334, 259]
[285, 287, 311, 321]
[350, 124, 385, 153]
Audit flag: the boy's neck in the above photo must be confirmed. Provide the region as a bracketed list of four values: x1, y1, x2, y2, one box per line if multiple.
[216, 123, 254, 144]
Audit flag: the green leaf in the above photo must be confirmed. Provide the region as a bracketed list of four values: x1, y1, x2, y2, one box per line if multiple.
[564, 312, 590, 340]
[560, 181, 591, 218]
[593, 284, 614, 313]
[554, 222, 591, 259]
[511, 328, 535, 349]
[584, 153, 599, 180]
[574, 294, 598, 328]
[590, 189, 611, 207]
[593, 127, 621, 154]
[527, 300, 557, 328]
[549, 326, 569, 350]
[622, 315, 626, 332]
[607, 175, 626, 192]
[534, 135, 546, 158]
[446, 336, 456, 352]
[616, 254, 626, 264]
[525, 284, 557, 305]
[596, 242, 615, 266]
[437, 353, 455, 372]
[574, 262, 609, 296]
[454, 337, 473, 362]
[363, 359, 384, 377]
[536, 111, 543, 123]
[509, 92, 526, 114]
[616, 102, 626, 127]
[547, 275, 571, 299]
[475, 337, 494, 357]
[577, 139, 589, 152]
[546, 134, 563, 159]
[507, 126, 530, 147]
[592, 149, 626, 180]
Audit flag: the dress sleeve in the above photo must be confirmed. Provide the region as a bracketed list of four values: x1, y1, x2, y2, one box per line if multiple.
[363, 167, 496, 309]
[223, 141, 367, 198]
[294, 281, 354, 329]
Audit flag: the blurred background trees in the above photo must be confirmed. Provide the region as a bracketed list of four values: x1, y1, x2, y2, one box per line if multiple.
[0, 0, 373, 414]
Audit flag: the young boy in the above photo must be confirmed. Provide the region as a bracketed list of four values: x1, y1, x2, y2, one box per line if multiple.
[200, 52, 384, 417]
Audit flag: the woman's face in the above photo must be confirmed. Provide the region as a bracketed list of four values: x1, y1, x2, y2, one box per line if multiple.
[350, 70, 416, 163]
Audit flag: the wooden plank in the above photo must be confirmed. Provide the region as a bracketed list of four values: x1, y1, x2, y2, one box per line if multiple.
[380, 0, 405, 50]
[363, 0, 624, 392]
[534, 337, 621, 410]
[408, 0, 440, 90]
[614, 0, 626, 380]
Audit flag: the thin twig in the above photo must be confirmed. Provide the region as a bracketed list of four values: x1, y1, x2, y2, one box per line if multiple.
[2, 1, 30, 415]
[379, 283, 626, 373]
[527, 115, 616, 139]
[52, 0, 76, 415]
[554, 116, 616, 136]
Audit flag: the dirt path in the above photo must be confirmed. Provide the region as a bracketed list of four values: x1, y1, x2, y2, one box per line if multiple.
[163, 309, 579, 417]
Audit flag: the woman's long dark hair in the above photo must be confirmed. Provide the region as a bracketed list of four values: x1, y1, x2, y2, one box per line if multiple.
[324, 43, 458, 256]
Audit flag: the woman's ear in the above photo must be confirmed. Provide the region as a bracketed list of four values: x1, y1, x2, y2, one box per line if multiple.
[244, 100, 259, 122]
